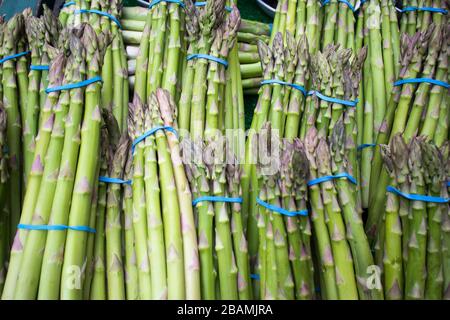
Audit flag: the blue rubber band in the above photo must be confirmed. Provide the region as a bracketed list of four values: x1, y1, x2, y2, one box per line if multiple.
[194, 2, 232, 12]
[192, 196, 243, 207]
[387, 186, 449, 204]
[256, 198, 308, 217]
[132, 126, 178, 154]
[74, 9, 122, 29]
[308, 90, 359, 107]
[45, 76, 103, 94]
[307, 172, 357, 187]
[30, 65, 50, 71]
[261, 79, 308, 96]
[250, 274, 260, 280]
[393, 78, 449, 89]
[187, 54, 228, 68]
[99, 176, 132, 185]
[62, 1, 76, 8]
[357, 143, 376, 151]
[321, 0, 357, 12]
[149, 0, 185, 9]
[0, 51, 31, 65]
[18, 224, 96, 233]
[399, 6, 448, 14]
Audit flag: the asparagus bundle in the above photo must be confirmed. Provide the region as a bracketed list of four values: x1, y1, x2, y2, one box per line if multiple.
[320, 0, 357, 51]
[178, 0, 240, 138]
[131, 0, 186, 106]
[304, 122, 382, 299]
[0, 103, 7, 295]
[380, 135, 449, 299]
[61, 0, 129, 132]
[22, 7, 61, 187]
[1, 24, 110, 300]
[0, 12, 28, 245]
[255, 133, 314, 300]
[121, 5, 268, 91]
[357, 0, 401, 208]
[128, 88, 200, 300]
[366, 24, 448, 242]
[182, 135, 252, 300]
[399, 0, 448, 35]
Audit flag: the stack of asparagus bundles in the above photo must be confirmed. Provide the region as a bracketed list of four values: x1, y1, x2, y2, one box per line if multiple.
[366, 23, 448, 243]
[254, 129, 314, 300]
[178, 0, 241, 137]
[128, 89, 200, 300]
[181, 135, 252, 300]
[0, 11, 29, 246]
[357, 0, 400, 208]
[2, 24, 110, 300]
[242, 33, 310, 289]
[61, 0, 129, 132]
[380, 135, 449, 300]
[399, 0, 448, 35]
[0, 104, 7, 294]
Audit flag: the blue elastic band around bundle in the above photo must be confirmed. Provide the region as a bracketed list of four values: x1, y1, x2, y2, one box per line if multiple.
[394, 78, 449, 89]
[30, 65, 50, 71]
[99, 176, 132, 185]
[18, 224, 96, 233]
[321, 0, 357, 12]
[187, 54, 228, 68]
[357, 143, 376, 151]
[132, 126, 178, 153]
[307, 172, 357, 187]
[256, 198, 308, 217]
[0, 51, 31, 65]
[45, 76, 103, 94]
[250, 274, 260, 280]
[261, 79, 308, 96]
[149, 0, 185, 9]
[387, 186, 449, 204]
[308, 90, 359, 107]
[195, 2, 232, 12]
[192, 196, 243, 207]
[74, 9, 122, 29]
[63, 1, 76, 8]
[400, 6, 448, 14]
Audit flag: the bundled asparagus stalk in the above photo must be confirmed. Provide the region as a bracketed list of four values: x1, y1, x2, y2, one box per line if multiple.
[61, 0, 129, 132]
[128, 88, 200, 300]
[380, 135, 449, 299]
[366, 24, 448, 242]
